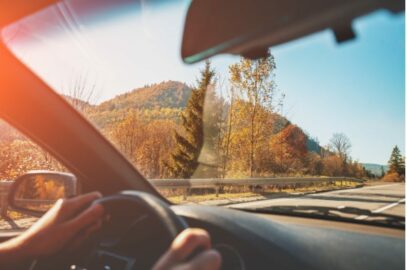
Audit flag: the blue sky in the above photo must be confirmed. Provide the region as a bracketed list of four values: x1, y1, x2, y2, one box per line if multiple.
[3, 1, 404, 165]
[271, 11, 405, 165]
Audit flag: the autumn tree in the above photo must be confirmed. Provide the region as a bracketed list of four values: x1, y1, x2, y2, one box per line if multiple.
[219, 86, 237, 178]
[164, 61, 215, 178]
[136, 120, 177, 178]
[387, 146, 405, 177]
[322, 155, 343, 176]
[305, 152, 324, 175]
[229, 53, 276, 177]
[63, 73, 97, 113]
[269, 124, 308, 174]
[111, 111, 143, 162]
[329, 133, 351, 160]
[227, 100, 276, 176]
[207, 75, 239, 178]
[0, 139, 66, 179]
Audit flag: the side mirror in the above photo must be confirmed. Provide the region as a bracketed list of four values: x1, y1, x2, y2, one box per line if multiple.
[8, 171, 78, 216]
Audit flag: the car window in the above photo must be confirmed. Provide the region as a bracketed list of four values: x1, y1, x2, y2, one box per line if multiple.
[1, 0, 404, 214]
[0, 119, 70, 232]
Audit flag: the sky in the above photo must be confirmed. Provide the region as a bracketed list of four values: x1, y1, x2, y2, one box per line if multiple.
[2, 0, 405, 165]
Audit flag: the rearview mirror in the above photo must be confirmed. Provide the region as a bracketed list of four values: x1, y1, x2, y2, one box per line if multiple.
[181, 0, 404, 63]
[8, 171, 78, 216]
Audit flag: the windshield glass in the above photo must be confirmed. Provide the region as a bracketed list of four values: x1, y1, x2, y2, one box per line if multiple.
[1, 0, 404, 223]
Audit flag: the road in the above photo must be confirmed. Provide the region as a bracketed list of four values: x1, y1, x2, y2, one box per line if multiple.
[0, 183, 404, 231]
[228, 183, 405, 219]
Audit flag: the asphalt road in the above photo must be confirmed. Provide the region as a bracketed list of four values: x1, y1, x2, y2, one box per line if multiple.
[229, 183, 405, 219]
[0, 183, 404, 231]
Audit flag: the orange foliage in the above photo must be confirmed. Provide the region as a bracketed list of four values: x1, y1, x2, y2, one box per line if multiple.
[269, 124, 307, 173]
[382, 172, 404, 182]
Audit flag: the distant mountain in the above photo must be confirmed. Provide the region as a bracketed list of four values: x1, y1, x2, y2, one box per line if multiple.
[362, 163, 388, 176]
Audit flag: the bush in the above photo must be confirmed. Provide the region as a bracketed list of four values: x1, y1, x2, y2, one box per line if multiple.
[382, 172, 404, 182]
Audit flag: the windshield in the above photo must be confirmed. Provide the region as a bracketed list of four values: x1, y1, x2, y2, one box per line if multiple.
[1, 0, 404, 224]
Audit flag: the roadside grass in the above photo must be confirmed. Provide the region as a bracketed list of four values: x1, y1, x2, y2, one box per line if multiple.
[7, 210, 26, 220]
[163, 180, 360, 204]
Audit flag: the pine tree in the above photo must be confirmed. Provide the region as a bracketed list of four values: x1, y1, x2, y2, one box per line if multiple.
[164, 61, 215, 178]
[388, 145, 405, 176]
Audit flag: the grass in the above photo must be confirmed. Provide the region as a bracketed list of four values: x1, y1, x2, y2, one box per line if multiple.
[168, 192, 258, 204]
[6, 210, 27, 220]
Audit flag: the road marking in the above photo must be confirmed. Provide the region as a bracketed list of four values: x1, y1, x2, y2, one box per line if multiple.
[331, 183, 403, 194]
[355, 198, 405, 220]
[359, 183, 404, 190]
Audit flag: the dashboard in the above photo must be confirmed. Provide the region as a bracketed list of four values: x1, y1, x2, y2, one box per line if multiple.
[172, 205, 405, 270]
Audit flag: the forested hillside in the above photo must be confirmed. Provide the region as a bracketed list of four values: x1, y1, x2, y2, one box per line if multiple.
[85, 80, 320, 153]
[0, 56, 375, 180]
[86, 81, 189, 128]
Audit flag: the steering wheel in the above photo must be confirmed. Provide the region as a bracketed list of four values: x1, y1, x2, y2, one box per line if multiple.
[30, 191, 188, 270]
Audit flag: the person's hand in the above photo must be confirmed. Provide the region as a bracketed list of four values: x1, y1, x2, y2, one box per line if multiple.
[0, 192, 104, 266]
[152, 228, 221, 270]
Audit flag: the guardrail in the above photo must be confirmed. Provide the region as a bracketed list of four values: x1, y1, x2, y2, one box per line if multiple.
[150, 177, 364, 199]
[0, 177, 364, 217]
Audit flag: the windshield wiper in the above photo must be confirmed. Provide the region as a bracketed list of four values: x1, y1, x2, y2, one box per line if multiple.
[235, 205, 405, 229]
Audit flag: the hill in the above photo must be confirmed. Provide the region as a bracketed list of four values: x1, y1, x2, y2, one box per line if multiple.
[97, 81, 192, 111]
[84, 81, 190, 128]
[0, 79, 324, 155]
[362, 163, 388, 176]
[86, 80, 323, 153]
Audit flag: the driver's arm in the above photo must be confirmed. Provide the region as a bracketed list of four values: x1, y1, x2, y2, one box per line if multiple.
[0, 192, 221, 270]
[0, 192, 104, 268]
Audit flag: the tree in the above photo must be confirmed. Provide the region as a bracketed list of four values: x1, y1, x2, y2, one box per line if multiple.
[269, 124, 307, 174]
[227, 100, 276, 176]
[322, 155, 343, 176]
[63, 73, 97, 113]
[305, 152, 324, 175]
[135, 120, 177, 178]
[164, 61, 215, 178]
[229, 53, 276, 177]
[111, 111, 143, 162]
[219, 86, 236, 178]
[387, 146, 405, 177]
[329, 133, 351, 160]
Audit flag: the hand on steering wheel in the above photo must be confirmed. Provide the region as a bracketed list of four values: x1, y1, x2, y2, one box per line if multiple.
[0, 191, 104, 269]
[0, 191, 221, 270]
[153, 228, 221, 270]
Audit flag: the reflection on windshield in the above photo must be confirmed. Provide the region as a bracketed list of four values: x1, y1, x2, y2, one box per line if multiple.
[1, 0, 404, 217]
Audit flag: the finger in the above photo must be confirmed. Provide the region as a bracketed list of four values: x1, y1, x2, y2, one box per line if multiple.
[64, 191, 102, 211]
[171, 229, 212, 259]
[175, 250, 222, 270]
[59, 192, 102, 220]
[63, 203, 104, 234]
[152, 229, 211, 270]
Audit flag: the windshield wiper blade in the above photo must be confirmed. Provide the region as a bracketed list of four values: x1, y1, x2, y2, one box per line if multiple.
[236, 205, 405, 228]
